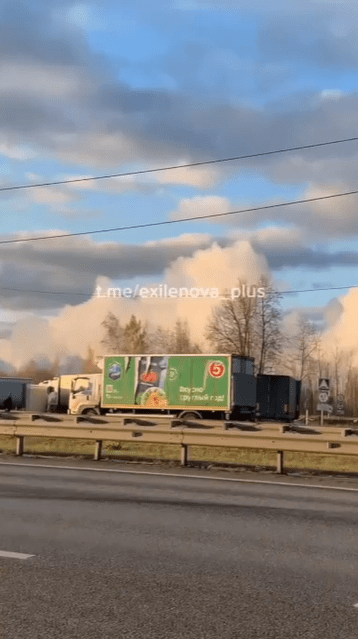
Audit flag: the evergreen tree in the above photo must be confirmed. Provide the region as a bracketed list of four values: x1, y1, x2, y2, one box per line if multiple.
[124, 315, 148, 353]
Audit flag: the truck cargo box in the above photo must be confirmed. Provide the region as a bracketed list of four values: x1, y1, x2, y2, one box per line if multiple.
[25, 384, 48, 412]
[101, 354, 256, 417]
[102, 355, 231, 410]
[0, 377, 32, 410]
[256, 374, 301, 421]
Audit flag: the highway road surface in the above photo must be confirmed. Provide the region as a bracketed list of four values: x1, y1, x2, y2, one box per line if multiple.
[1, 459, 358, 638]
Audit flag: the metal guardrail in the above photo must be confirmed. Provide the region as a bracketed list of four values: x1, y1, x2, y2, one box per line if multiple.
[1, 412, 358, 473]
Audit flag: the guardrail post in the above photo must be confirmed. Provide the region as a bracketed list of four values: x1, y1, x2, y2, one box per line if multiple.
[181, 444, 190, 467]
[277, 450, 284, 474]
[94, 440, 102, 461]
[305, 409, 309, 425]
[16, 436, 24, 456]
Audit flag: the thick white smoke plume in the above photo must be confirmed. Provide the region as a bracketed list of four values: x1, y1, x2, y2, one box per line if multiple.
[0, 239, 270, 369]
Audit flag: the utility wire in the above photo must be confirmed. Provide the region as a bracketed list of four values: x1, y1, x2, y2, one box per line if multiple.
[0, 284, 356, 298]
[0, 187, 357, 245]
[0, 135, 357, 194]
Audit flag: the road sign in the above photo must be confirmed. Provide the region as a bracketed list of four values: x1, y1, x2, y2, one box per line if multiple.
[318, 378, 330, 391]
[317, 403, 333, 413]
[336, 397, 345, 415]
[319, 391, 329, 403]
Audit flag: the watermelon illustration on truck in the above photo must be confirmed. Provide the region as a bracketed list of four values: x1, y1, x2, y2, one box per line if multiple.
[68, 354, 257, 420]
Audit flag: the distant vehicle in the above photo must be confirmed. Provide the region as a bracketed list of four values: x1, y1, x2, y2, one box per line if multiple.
[25, 384, 48, 412]
[39, 374, 100, 413]
[67, 356, 301, 422]
[0, 366, 301, 422]
[68, 373, 102, 415]
[68, 355, 257, 420]
[256, 374, 301, 422]
[0, 377, 32, 410]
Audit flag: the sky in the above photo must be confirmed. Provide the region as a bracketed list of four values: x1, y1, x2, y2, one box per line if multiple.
[1, 0, 358, 367]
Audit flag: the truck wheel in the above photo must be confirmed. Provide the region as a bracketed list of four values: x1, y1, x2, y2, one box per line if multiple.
[83, 408, 99, 416]
[179, 411, 201, 420]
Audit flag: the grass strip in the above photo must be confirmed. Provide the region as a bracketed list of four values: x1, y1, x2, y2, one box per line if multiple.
[0, 435, 358, 474]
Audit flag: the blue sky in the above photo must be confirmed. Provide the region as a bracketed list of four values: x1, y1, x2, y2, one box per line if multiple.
[1, 0, 358, 358]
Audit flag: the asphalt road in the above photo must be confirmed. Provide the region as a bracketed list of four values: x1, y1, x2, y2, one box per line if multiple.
[1, 460, 358, 638]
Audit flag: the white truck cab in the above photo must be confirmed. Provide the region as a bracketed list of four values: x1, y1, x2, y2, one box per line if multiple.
[68, 374, 102, 415]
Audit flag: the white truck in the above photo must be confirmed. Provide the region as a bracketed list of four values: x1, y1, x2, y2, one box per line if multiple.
[39, 374, 101, 413]
[67, 374, 102, 415]
[0, 375, 101, 414]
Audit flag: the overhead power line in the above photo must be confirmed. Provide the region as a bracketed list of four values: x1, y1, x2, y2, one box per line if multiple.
[0, 187, 357, 245]
[0, 284, 356, 298]
[0, 135, 357, 194]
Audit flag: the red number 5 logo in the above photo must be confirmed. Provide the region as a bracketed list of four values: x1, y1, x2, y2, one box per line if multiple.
[209, 361, 225, 378]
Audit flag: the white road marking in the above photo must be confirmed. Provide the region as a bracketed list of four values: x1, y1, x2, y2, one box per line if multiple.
[0, 550, 34, 560]
[0, 460, 358, 492]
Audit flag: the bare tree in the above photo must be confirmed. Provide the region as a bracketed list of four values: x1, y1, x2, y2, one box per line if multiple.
[171, 319, 201, 354]
[289, 315, 320, 382]
[150, 319, 201, 354]
[253, 276, 283, 375]
[205, 277, 282, 371]
[343, 349, 357, 416]
[150, 326, 173, 353]
[101, 313, 200, 355]
[331, 339, 343, 403]
[205, 282, 257, 356]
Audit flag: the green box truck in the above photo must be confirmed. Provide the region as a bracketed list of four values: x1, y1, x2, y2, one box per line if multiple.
[69, 354, 256, 420]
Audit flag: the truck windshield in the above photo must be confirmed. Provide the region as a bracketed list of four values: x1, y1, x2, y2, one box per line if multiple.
[72, 378, 92, 394]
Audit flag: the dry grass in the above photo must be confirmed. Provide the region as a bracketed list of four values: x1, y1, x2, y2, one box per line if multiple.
[0, 435, 358, 474]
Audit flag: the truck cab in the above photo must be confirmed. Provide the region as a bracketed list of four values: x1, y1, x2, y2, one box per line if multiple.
[68, 374, 102, 415]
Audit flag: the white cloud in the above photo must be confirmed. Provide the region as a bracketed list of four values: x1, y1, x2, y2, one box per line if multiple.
[168, 181, 358, 240]
[58, 162, 221, 195]
[319, 89, 344, 101]
[29, 186, 80, 206]
[50, 131, 143, 169]
[63, 173, 155, 194]
[145, 232, 213, 248]
[0, 62, 90, 99]
[0, 140, 37, 160]
[66, 4, 93, 29]
[155, 164, 221, 188]
[169, 195, 231, 221]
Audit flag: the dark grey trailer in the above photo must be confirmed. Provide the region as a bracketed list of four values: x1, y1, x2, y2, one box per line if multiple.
[231, 355, 257, 420]
[0, 377, 32, 410]
[294, 379, 301, 419]
[256, 374, 301, 422]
